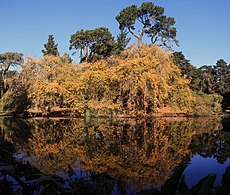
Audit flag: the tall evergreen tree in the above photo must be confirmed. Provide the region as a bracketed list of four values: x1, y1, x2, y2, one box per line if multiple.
[116, 30, 131, 53]
[41, 35, 59, 56]
[116, 2, 178, 49]
[69, 27, 116, 62]
[213, 59, 230, 94]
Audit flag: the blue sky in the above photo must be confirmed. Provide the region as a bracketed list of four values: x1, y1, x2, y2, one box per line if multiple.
[0, 0, 229, 67]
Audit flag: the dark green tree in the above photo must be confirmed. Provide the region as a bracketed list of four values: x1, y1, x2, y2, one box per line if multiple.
[41, 35, 59, 56]
[0, 52, 23, 98]
[116, 30, 131, 53]
[69, 27, 116, 62]
[115, 2, 178, 48]
[213, 59, 230, 95]
[198, 65, 215, 94]
[173, 52, 191, 72]
[198, 60, 230, 95]
[69, 29, 89, 61]
[173, 52, 202, 91]
[61, 53, 73, 63]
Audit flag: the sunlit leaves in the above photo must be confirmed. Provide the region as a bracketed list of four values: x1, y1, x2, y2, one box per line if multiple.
[6, 44, 222, 116]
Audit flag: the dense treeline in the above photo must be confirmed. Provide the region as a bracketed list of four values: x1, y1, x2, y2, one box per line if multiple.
[2, 45, 223, 117]
[173, 52, 230, 111]
[173, 52, 230, 95]
[0, 1, 229, 117]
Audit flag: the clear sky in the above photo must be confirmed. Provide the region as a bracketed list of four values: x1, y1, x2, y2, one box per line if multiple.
[0, 0, 229, 67]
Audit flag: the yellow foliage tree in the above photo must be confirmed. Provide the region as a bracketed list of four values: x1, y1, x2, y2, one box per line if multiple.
[16, 44, 220, 116]
[21, 55, 81, 114]
[79, 44, 195, 115]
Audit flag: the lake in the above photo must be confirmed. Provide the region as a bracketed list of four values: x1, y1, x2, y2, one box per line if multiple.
[0, 116, 229, 194]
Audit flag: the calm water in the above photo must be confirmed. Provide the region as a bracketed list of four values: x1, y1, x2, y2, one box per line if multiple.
[0, 116, 229, 194]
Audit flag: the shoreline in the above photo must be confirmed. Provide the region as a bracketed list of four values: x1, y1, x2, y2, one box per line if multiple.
[0, 110, 228, 119]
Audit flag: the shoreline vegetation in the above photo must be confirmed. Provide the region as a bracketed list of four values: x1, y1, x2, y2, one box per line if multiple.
[1, 45, 225, 119]
[1, 2, 229, 119]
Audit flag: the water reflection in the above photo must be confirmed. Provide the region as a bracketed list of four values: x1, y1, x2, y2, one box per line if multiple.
[0, 116, 229, 193]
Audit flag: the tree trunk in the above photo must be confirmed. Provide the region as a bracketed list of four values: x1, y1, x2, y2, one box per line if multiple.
[0, 72, 4, 99]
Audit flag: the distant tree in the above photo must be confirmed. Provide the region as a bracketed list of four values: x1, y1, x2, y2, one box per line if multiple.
[173, 56, 230, 95]
[0, 52, 23, 97]
[115, 2, 178, 48]
[69, 29, 88, 61]
[173, 52, 202, 91]
[197, 60, 230, 95]
[42, 35, 59, 56]
[61, 53, 73, 63]
[116, 30, 131, 53]
[69, 27, 116, 62]
[198, 65, 215, 94]
[213, 59, 230, 95]
[173, 52, 191, 72]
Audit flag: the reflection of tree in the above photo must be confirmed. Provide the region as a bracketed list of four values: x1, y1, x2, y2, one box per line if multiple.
[164, 117, 223, 161]
[0, 117, 32, 143]
[1, 116, 226, 191]
[190, 130, 230, 164]
[176, 118, 229, 164]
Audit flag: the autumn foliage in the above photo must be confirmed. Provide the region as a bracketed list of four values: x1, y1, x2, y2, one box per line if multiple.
[4, 44, 222, 116]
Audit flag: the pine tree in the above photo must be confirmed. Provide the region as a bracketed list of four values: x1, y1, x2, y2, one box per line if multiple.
[69, 27, 116, 62]
[116, 2, 178, 49]
[116, 30, 131, 53]
[41, 35, 59, 56]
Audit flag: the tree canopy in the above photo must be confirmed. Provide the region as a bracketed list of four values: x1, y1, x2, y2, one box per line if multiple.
[2, 45, 223, 116]
[116, 30, 131, 53]
[197, 60, 230, 95]
[41, 35, 59, 56]
[173, 51, 203, 91]
[115, 2, 178, 48]
[0, 52, 23, 72]
[1, 2, 228, 115]
[0, 52, 23, 98]
[69, 27, 116, 62]
[213, 59, 230, 95]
